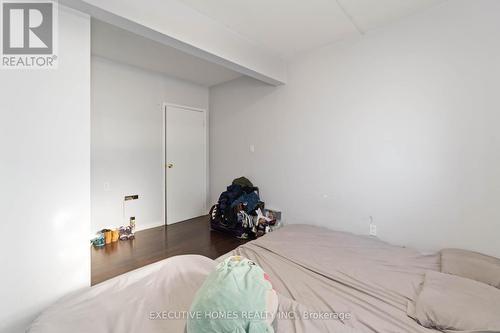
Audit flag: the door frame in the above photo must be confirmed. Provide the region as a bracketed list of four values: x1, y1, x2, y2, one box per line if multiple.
[162, 102, 208, 225]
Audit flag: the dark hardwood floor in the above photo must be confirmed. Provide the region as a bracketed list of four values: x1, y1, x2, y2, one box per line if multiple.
[91, 215, 247, 285]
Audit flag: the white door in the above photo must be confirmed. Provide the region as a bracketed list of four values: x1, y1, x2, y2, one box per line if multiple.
[165, 104, 207, 224]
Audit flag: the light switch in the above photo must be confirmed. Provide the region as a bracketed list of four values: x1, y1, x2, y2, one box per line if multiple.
[249, 144, 255, 153]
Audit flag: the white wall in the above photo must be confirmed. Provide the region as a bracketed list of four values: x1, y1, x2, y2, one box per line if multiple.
[0, 7, 91, 333]
[91, 57, 209, 232]
[209, 0, 500, 257]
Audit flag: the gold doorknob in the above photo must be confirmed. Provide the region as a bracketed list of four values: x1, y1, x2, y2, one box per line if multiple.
[167, 163, 174, 169]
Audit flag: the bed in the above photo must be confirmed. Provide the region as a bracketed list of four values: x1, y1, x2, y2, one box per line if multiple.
[27, 255, 216, 333]
[231, 224, 441, 333]
[28, 225, 443, 333]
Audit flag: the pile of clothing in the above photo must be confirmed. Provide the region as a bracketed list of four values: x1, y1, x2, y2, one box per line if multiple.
[210, 177, 276, 239]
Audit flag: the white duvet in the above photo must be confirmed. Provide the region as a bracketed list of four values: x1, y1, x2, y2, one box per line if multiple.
[27, 255, 216, 333]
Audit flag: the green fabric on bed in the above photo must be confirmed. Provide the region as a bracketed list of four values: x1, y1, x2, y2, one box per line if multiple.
[187, 256, 277, 333]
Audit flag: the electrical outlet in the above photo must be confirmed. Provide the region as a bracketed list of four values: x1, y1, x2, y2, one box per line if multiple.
[369, 216, 377, 236]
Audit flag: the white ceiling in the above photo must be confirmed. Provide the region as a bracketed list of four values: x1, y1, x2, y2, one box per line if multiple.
[89, 0, 447, 86]
[178, 0, 446, 58]
[91, 19, 242, 87]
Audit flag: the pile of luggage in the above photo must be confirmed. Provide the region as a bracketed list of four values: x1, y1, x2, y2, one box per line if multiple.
[210, 177, 276, 239]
